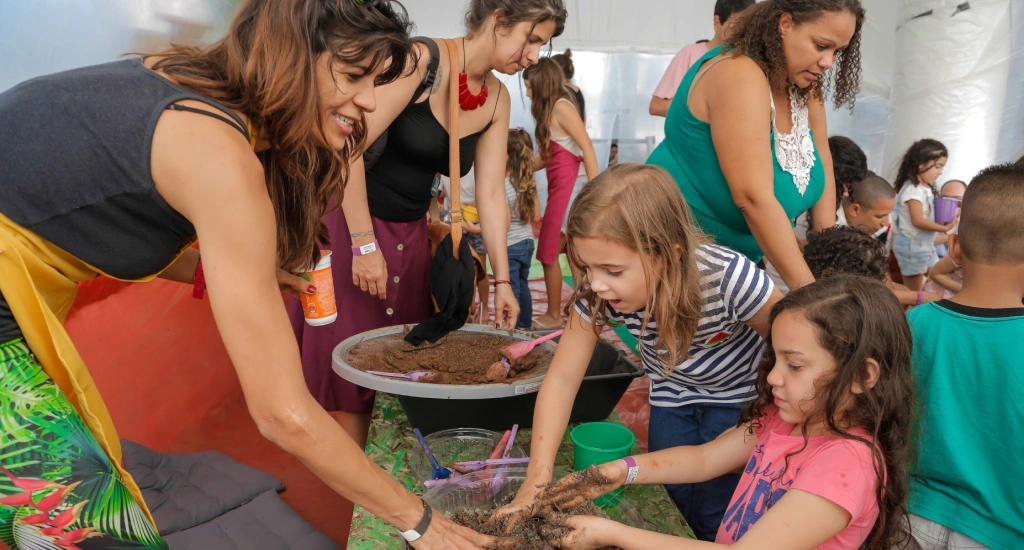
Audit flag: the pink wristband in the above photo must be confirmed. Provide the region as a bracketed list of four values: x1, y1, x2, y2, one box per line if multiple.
[621, 456, 639, 485]
[916, 291, 923, 306]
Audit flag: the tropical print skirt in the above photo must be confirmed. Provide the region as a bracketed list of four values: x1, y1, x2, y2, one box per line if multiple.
[0, 338, 166, 549]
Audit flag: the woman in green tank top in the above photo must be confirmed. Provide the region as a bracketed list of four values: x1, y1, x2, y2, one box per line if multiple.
[648, 0, 865, 292]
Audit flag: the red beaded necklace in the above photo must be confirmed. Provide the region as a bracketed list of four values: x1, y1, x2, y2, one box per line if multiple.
[458, 37, 488, 111]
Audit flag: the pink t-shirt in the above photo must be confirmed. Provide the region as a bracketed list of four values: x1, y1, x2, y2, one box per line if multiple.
[716, 406, 880, 549]
[653, 42, 711, 99]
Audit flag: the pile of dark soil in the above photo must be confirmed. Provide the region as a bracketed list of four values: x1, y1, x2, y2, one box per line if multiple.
[344, 326, 554, 385]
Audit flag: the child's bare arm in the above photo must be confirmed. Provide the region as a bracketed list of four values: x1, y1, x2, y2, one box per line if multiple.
[907, 200, 954, 232]
[928, 255, 962, 293]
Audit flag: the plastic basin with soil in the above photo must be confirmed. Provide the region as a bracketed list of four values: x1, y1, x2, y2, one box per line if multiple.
[407, 468, 644, 550]
[333, 324, 644, 435]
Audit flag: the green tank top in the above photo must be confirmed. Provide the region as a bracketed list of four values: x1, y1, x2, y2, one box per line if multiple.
[647, 46, 826, 262]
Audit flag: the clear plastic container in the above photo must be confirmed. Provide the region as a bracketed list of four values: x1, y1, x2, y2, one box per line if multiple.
[408, 428, 528, 484]
[418, 468, 645, 537]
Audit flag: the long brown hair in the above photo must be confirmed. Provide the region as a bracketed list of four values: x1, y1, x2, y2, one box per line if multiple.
[464, 0, 568, 57]
[507, 128, 538, 223]
[739, 275, 915, 550]
[726, 0, 864, 109]
[894, 138, 947, 194]
[565, 164, 707, 373]
[147, 0, 414, 272]
[526, 57, 576, 161]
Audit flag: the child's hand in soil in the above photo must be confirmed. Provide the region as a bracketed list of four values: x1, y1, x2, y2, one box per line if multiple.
[411, 515, 520, 550]
[541, 514, 617, 550]
[537, 463, 627, 510]
[490, 476, 549, 532]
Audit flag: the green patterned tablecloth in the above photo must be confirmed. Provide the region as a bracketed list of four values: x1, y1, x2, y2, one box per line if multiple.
[348, 394, 694, 549]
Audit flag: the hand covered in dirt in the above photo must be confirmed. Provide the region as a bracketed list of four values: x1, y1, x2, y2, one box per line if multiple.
[537, 463, 627, 510]
[352, 249, 388, 300]
[492, 283, 520, 329]
[278, 269, 316, 299]
[540, 514, 617, 550]
[411, 515, 520, 550]
[490, 475, 549, 533]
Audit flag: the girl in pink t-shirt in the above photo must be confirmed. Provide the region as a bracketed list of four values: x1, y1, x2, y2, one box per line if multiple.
[536, 275, 915, 550]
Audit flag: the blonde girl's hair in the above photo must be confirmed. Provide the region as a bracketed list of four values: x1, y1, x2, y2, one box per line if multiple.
[565, 164, 707, 373]
[507, 128, 538, 223]
[525, 57, 577, 161]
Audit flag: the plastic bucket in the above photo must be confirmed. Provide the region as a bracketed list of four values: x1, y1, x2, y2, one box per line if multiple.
[934, 196, 960, 224]
[570, 422, 636, 507]
[298, 251, 337, 326]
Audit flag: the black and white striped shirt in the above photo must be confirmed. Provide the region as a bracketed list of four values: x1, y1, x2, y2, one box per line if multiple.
[576, 244, 773, 406]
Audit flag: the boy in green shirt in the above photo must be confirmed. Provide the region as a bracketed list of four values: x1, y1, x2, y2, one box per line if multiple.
[906, 162, 1024, 550]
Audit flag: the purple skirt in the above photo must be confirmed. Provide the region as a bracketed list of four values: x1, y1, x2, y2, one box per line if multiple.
[289, 208, 432, 413]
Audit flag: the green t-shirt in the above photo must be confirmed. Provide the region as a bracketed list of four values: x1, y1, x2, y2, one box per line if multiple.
[907, 300, 1024, 550]
[647, 45, 825, 262]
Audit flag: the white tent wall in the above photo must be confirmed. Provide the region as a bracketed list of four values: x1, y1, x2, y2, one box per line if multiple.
[881, 0, 1023, 185]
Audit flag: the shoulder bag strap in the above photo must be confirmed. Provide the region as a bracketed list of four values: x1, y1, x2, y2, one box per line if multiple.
[443, 38, 463, 259]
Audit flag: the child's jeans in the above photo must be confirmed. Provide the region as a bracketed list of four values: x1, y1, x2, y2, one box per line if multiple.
[508, 239, 535, 330]
[906, 514, 990, 549]
[648, 402, 746, 541]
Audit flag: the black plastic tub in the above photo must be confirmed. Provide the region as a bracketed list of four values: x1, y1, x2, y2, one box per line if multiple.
[398, 339, 643, 435]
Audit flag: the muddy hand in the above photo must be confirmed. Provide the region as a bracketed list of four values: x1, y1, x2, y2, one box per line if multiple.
[537, 463, 626, 510]
[278, 269, 316, 299]
[540, 515, 608, 550]
[411, 515, 515, 550]
[490, 477, 545, 533]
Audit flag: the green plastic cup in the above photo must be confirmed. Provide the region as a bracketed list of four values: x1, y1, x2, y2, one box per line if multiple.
[570, 422, 636, 507]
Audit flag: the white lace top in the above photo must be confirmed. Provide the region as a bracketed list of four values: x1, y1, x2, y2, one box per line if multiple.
[770, 86, 817, 196]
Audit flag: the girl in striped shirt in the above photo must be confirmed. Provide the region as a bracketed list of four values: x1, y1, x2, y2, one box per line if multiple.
[498, 164, 781, 540]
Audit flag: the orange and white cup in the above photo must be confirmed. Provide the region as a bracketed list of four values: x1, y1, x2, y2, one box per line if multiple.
[298, 251, 337, 326]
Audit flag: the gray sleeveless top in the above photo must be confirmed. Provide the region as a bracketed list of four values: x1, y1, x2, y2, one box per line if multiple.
[0, 58, 250, 342]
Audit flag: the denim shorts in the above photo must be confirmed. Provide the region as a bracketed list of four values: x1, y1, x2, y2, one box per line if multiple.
[906, 514, 990, 549]
[893, 233, 939, 276]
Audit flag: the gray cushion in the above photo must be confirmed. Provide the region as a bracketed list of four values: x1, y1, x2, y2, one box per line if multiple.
[122, 440, 285, 535]
[163, 490, 340, 550]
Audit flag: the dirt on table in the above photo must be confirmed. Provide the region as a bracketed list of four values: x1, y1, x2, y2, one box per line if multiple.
[343, 326, 554, 385]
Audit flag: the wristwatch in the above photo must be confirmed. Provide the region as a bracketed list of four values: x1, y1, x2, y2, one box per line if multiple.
[399, 499, 433, 543]
[352, 240, 379, 256]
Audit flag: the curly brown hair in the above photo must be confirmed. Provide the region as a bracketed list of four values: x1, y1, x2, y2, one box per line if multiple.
[894, 138, 948, 194]
[804, 226, 887, 281]
[739, 275, 915, 550]
[726, 0, 864, 110]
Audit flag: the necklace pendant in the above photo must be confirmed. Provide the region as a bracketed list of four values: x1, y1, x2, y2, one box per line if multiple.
[458, 71, 488, 111]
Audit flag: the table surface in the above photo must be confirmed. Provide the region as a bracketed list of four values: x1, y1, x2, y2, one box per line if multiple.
[347, 394, 694, 549]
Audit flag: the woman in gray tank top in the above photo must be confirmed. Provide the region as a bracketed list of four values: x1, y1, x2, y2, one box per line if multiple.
[0, 2, 502, 548]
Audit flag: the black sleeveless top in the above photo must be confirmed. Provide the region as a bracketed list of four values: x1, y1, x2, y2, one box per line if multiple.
[0, 58, 249, 342]
[366, 39, 499, 222]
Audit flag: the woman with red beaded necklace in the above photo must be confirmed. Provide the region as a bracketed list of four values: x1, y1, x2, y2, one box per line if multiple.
[289, 0, 567, 466]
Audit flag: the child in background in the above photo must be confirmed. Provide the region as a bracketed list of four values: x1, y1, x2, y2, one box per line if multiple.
[840, 174, 896, 237]
[804, 226, 941, 306]
[535, 275, 914, 550]
[526, 57, 599, 330]
[892, 139, 957, 290]
[504, 129, 541, 330]
[649, 0, 755, 117]
[906, 162, 1024, 550]
[933, 178, 966, 257]
[497, 164, 781, 541]
[925, 252, 962, 298]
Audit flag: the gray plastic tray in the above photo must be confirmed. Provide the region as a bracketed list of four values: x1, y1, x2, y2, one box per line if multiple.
[332, 324, 556, 399]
